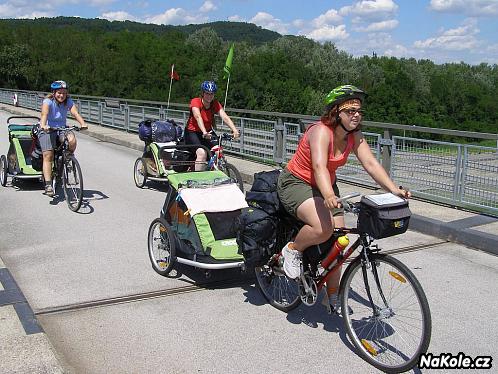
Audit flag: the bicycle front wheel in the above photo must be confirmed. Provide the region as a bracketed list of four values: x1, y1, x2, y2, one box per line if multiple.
[340, 254, 431, 373]
[222, 162, 244, 192]
[255, 263, 301, 312]
[62, 156, 84, 212]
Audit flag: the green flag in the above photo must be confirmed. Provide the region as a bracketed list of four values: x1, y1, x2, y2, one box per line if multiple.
[223, 43, 234, 79]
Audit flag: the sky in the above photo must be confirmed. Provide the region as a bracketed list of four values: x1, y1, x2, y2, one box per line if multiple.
[1, 0, 498, 65]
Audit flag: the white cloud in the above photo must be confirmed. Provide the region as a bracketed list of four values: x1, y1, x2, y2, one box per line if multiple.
[340, 0, 398, 20]
[384, 44, 409, 58]
[296, 8, 346, 42]
[100, 11, 136, 22]
[486, 43, 498, 54]
[0, 3, 21, 17]
[228, 15, 244, 22]
[144, 8, 207, 25]
[414, 20, 481, 51]
[311, 9, 342, 28]
[199, 1, 216, 13]
[17, 11, 54, 19]
[250, 12, 288, 34]
[305, 25, 349, 42]
[0, 0, 81, 18]
[355, 19, 398, 32]
[430, 0, 498, 16]
[292, 19, 306, 29]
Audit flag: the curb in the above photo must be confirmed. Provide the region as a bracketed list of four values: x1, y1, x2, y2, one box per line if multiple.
[85, 130, 144, 153]
[410, 214, 498, 255]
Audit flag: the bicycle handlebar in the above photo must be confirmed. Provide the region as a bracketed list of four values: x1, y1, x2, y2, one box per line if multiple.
[336, 192, 361, 204]
[221, 132, 234, 141]
[46, 126, 79, 132]
[209, 131, 235, 143]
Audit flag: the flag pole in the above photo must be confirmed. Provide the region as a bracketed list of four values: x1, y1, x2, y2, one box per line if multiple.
[223, 74, 230, 109]
[221, 74, 230, 127]
[166, 64, 174, 118]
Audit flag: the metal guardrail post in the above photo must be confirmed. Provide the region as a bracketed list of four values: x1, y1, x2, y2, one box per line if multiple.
[381, 129, 392, 175]
[455, 145, 465, 202]
[124, 104, 130, 132]
[240, 118, 245, 154]
[274, 118, 285, 164]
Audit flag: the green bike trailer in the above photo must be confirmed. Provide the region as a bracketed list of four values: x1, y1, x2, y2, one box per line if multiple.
[133, 142, 198, 188]
[1, 116, 42, 187]
[148, 170, 248, 277]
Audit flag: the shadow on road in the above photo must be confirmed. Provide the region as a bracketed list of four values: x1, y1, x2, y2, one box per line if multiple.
[11, 178, 43, 191]
[47, 188, 109, 214]
[166, 262, 253, 288]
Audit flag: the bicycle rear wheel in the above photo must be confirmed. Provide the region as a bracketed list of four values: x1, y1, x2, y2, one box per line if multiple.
[340, 253, 431, 373]
[133, 157, 147, 188]
[62, 156, 83, 212]
[255, 262, 301, 312]
[0, 155, 7, 186]
[148, 218, 176, 276]
[222, 162, 244, 192]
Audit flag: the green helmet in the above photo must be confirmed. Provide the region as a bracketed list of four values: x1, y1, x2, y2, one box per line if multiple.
[324, 85, 367, 110]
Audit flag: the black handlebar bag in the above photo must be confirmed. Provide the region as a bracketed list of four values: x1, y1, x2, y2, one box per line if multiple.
[358, 195, 411, 239]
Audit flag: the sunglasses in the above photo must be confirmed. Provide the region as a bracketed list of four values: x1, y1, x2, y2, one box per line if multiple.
[342, 108, 365, 116]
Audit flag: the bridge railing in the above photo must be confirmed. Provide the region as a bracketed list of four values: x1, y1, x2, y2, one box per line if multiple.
[1, 88, 497, 216]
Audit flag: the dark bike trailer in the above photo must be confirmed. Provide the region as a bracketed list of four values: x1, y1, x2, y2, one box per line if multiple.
[357, 195, 411, 239]
[236, 169, 283, 266]
[148, 170, 249, 277]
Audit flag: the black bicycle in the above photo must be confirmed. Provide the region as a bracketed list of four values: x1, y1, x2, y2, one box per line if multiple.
[49, 127, 84, 212]
[255, 193, 432, 373]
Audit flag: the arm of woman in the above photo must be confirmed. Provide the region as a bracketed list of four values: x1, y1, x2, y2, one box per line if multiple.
[309, 126, 339, 209]
[40, 102, 50, 131]
[353, 132, 410, 198]
[218, 108, 239, 138]
[191, 107, 209, 138]
[70, 105, 87, 129]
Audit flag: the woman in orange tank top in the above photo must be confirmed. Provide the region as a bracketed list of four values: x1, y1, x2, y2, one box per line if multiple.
[278, 85, 411, 313]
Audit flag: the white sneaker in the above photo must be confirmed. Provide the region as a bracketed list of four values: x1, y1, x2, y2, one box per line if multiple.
[281, 242, 302, 279]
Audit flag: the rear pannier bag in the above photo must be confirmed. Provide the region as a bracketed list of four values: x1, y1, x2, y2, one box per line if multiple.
[358, 195, 411, 239]
[235, 207, 277, 266]
[245, 169, 281, 215]
[138, 120, 178, 143]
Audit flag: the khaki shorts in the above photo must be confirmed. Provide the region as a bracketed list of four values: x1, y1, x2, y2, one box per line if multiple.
[277, 168, 343, 218]
[38, 130, 66, 152]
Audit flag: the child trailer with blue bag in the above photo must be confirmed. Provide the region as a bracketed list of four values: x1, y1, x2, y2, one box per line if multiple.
[133, 119, 195, 188]
[147, 169, 249, 277]
[1, 116, 43, 187]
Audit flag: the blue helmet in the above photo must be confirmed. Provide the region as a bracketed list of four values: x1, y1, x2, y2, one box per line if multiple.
[200, 80, 217, 93]
[50, 80, 68, 91]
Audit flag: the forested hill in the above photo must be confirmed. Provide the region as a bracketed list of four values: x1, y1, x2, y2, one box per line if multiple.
[0, 17, 497, 136]
[0, 17, 281, 44]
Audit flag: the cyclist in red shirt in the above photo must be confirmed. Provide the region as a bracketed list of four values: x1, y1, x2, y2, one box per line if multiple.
[185, 80, 239, 171]
[278, 85, 410, 313]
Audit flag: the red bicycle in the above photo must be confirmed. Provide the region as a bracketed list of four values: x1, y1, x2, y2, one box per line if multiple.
[207, 132, 243, 191]
[255, 193, 431, 373]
